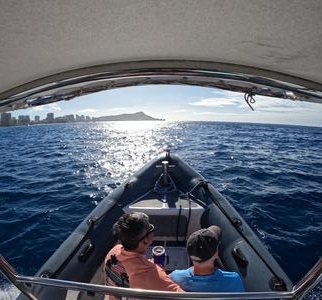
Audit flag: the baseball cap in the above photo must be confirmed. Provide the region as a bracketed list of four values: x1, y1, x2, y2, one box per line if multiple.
[187, 225, 222, 262]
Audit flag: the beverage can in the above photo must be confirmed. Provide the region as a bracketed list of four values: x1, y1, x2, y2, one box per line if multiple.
[152, 246, 166, 268]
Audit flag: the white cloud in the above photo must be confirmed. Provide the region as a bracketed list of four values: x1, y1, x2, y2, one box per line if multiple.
[29, 103, 61, 113]
[174, 109, 188, 113]
[48, 103, 62, 112]
[107, 107, 132, 112]
[31, 106, 45, 112]
[189, 97, 242, 107]
[249, 95, 321, 114]
[79, 108, 97, 114]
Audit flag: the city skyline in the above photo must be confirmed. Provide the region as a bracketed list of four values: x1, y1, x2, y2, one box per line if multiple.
[0, 111, 163, 127]
[0, 111, 93, 127]
[7, 85, 322, 127]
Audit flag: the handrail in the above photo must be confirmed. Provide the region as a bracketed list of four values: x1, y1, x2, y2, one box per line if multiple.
[0, 254, 38, 300]
[1, 254, 321, 300]
[292, 258, 322, 299]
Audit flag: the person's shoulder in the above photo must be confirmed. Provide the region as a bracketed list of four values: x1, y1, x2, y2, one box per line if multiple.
[110, 244, 122, 253]
[216, 269, 245, 292]
[217, 268, 240, 278]
[146, 265, 184, 292]
[105, 244, 122, 259]
[170, 268, 191, 279]
[113, 244, 122, 250]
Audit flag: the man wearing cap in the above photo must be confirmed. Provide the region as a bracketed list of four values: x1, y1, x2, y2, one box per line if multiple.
[104, 211, 183, 298]
[170, 225, 244, 292]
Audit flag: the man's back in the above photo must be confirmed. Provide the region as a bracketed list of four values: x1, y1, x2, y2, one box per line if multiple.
[106, 244, 182, 292]
[170, 267, 244, 292]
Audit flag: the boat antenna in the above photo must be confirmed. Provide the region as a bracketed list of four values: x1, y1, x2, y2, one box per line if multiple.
[244, 92, 256, 111]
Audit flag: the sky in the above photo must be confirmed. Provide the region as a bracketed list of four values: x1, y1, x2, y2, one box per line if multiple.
[10, 85, 322, 126]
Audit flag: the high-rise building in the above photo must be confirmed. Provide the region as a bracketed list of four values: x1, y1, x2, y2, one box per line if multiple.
[10, 117, 17, 126]
[1, 112, 11, 126]
[18, 115, 30, 125]
[47, 113, 54, 122]
[66, 114, 75, 122]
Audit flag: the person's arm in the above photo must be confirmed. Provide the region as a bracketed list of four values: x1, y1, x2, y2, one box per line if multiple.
[147, 266, 184, 292]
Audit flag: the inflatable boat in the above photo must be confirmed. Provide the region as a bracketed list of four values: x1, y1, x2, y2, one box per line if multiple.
[1, 148, 321, 299]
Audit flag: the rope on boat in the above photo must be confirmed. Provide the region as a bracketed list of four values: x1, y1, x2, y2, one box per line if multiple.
[176, 203, 182, 242]
[244, 92, 256, 111]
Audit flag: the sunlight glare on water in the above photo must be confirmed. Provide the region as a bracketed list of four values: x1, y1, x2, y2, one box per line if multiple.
[83, 121, 179, 194]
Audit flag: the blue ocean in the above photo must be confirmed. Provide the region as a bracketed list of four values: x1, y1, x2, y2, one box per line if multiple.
[0, 121, 321, 299]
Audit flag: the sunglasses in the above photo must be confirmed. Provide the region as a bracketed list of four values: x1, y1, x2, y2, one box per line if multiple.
[140, 224, 155, 240]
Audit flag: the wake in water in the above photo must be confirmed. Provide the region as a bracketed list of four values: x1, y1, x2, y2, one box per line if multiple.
[0, 276, 19, 300]
[305, 282, 322, 300]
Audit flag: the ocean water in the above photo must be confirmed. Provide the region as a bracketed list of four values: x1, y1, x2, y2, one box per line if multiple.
[0, 121, 321, 299]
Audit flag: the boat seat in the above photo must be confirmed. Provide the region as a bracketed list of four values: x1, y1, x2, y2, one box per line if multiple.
[149, 215, 188, 239]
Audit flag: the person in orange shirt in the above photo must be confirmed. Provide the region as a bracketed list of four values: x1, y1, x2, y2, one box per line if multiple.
[104, 211, 183, 299]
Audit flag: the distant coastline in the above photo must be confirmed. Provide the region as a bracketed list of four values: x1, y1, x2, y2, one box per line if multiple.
[92, 111, 164, 122]
[0, 111, 165, 127]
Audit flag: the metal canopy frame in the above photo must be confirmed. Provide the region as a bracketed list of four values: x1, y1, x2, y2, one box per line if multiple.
[1, 60, 322, 113]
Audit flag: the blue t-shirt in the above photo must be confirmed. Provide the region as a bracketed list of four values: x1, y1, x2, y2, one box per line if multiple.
[170, 267, 244, 292]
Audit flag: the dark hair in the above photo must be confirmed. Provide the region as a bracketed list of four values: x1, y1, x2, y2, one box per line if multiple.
[113, 212, 150, 250]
